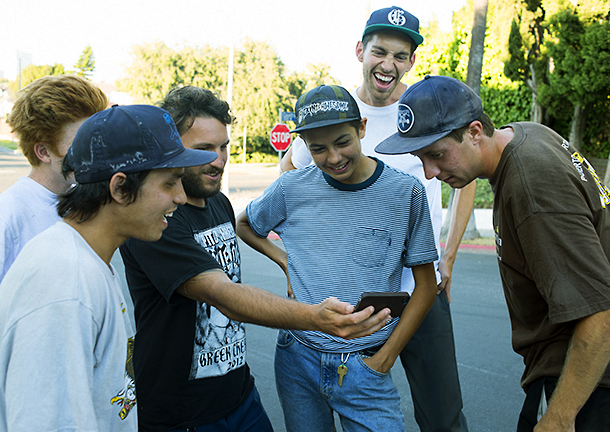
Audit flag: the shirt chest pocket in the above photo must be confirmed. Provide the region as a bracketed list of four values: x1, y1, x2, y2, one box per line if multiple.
[352, 227, 391, 268]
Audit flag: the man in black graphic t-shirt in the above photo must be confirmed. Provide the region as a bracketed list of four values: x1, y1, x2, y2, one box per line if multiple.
[120, 86, 391, 432]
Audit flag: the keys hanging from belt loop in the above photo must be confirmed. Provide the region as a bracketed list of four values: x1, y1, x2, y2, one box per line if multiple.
[337, 352, 350, 386]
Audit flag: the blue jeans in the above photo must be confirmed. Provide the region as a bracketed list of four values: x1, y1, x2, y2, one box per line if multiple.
[400, 290, 468, 432]
[274, 329, 404, 432]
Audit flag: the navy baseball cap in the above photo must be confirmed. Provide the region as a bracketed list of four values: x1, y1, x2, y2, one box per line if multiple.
[291, 85, 361, 133]
[375, 75, 484, 154]
[363, 6, 424, 47]
[68, 105, 218, 184]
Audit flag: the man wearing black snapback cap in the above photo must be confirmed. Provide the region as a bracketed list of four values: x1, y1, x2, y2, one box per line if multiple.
[282, 6, 471, 432]
[0, 104, 218, 432]
[377, 74, 610, 431]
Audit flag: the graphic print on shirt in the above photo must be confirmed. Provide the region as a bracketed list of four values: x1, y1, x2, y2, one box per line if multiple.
[189, 221, 246, 380]
[561, 139, 610, 208]
[110, 337, 137, 419]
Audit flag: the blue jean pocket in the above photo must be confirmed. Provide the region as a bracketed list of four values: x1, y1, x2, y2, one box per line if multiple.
[276, 329, 295, 349]
[356, 353, 389, 377]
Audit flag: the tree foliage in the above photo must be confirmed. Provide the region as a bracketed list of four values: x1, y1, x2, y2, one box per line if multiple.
[9, 63, 65, 94]
[410, 0, 530, 129]
[74, 45, 95, 79]
[118, 40, 339, 154]
[503, 0, 610, 155]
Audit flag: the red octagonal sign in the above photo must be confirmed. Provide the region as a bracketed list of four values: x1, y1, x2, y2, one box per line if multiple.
[270, 124, 292, 151]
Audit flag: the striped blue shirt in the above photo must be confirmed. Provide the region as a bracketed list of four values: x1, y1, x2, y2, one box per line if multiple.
[246, 159, 438, 352]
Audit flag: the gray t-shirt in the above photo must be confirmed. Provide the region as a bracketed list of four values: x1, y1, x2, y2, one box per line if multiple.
[0, 221, 137, 431]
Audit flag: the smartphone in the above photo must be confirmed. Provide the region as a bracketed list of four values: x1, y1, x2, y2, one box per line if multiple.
[354, 292, 411, 316]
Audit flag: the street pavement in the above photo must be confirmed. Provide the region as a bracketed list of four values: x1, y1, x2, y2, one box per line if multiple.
[1, 148, 525, 431]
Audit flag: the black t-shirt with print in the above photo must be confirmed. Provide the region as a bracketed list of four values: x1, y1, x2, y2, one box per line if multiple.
[120, 193, 253, 431]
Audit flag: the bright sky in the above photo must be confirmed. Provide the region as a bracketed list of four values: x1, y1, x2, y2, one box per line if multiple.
[1, 0, 466, 90]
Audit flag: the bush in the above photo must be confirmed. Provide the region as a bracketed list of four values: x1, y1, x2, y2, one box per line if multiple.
[442, 179, 494, 209]
[480, 84, 531, 127]
[229, 151, 279, 164]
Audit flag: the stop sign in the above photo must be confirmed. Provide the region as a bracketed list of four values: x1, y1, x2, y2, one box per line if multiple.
[270, 124, 292, 151]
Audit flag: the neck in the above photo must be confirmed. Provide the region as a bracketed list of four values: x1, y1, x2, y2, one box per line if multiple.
[356, 81, 407, 107]
[28, 165, 67, 195]
[344, 155, 377, 185]
[186, 196, 206, 207]
[64, 214, 124, 266]
[481, 127, 514, 178]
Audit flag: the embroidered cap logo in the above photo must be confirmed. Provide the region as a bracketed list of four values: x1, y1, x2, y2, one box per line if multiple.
[397, 104, 414, 134]
[388, 8, 406, 26]
[297, 100, 350, 125]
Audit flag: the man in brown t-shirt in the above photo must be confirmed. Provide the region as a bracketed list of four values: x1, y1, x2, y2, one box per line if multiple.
[375, 75, 610, 432]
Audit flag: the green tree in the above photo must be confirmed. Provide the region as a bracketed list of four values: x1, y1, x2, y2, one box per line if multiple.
[502, 0, 550, 123]
[231, 38, 290, 154]
[117, 41, 184, 103]
[285, 63, 340, 112]
[74, 45, 95, 79]
[9, 63, 65, 93]
[539, 8, 610, 151]
[118, 39, 340, 156]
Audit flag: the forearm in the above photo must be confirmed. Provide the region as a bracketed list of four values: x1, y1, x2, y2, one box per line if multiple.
[280, 146, 296, 172]
[177, 269, 390, 339]
[235, 210, 288, 274]
[442, 181, 476, 266]
[368, 263, 437, 371]
[537, 309, 610, 430]
[180, 269, 310, 327]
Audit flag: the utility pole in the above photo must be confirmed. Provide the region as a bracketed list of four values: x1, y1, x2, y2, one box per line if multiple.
[222, 44, 234, 195]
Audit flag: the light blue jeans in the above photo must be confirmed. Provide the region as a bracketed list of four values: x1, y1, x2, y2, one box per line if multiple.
[274, 329, 404, 432]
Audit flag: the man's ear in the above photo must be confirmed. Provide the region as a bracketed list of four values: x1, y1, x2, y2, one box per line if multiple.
[109, 172, 129, 205]
[406, 52, 417, 74]
[359, 118, 367, 139]
[355, 41, 365, 63]
[33, 143, 53, 164]
[468, 121, 484, 146]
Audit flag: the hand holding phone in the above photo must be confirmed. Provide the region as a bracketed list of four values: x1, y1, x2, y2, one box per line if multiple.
[354, 292, 410, 316]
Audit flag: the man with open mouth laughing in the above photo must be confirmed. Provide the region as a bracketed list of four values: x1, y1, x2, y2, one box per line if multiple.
[280, 6, 471, 432]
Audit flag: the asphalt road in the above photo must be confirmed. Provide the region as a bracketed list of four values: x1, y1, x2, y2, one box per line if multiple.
[1, 148, 525, 431]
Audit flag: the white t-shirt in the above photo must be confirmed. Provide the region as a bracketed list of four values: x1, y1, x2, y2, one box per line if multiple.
[291, 89, 443, 292]
[0, 176, 61, 282]
[0, 221, 137, 431]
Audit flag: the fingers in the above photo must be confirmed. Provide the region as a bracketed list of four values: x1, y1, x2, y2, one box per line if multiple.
[340, 308, 391, 340]
[322, 297, 354, 314]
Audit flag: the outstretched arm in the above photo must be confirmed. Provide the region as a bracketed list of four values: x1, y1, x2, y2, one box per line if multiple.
[176, 269, 390, 340]
[438, 180, 476, 301]
[534, 308, 610, 431]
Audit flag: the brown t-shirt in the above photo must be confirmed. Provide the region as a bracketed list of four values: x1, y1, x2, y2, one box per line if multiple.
[490, 122, 610, 390]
